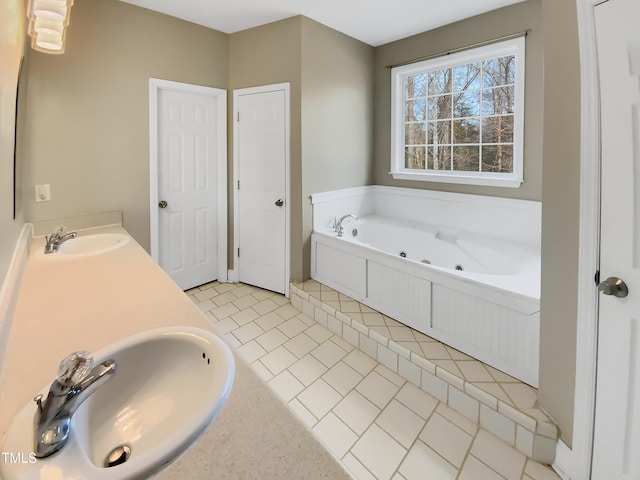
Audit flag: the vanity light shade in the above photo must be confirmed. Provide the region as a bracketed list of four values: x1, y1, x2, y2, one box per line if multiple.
[26, 0, 74, 54]
[30, 30, 66, 54]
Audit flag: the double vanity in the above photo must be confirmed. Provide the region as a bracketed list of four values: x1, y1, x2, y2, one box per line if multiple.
[0, 216, 352, 479]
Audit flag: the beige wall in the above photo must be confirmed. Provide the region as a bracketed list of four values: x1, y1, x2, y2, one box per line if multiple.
[538, 0, 581, 447]
[373, 0, 543, 201]
[21, 7, 375, 284]
[229, 17, 374, 281]
[22, 0, 228, 250]
[300, 18, 374, 278]
[229, 17, 303, 278]
[0, 0, 26, 287]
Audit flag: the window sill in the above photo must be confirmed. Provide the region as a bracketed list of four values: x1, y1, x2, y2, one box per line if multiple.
[389, 171, 523, 188]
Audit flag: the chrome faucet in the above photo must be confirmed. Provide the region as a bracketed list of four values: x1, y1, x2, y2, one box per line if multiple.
[334, 214, 359, 237]
[33, 351, 117, 458]
[44, 226, 77, 254]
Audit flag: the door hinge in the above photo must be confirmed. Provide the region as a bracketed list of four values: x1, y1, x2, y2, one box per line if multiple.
[237, 112, 240, 122]
[237, 248, 240, 257]
[237, 180, 240, 190]
[594, 270, 600, 286]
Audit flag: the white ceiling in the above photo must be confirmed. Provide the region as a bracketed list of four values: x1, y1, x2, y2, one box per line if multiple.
[119, 0, 526, 47]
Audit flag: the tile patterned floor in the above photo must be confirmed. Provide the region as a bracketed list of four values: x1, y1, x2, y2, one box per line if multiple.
[187, 281, 560, 480]
[295, 280, 543, 416]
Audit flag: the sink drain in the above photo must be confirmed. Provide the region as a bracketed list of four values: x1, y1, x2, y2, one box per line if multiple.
[105, 444, 131, 468]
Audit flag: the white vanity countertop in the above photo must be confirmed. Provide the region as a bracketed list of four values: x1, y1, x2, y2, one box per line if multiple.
[0, 225, 352, 480]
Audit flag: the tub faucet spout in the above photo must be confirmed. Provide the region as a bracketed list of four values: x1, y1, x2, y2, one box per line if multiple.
[335, 214, 358, 237]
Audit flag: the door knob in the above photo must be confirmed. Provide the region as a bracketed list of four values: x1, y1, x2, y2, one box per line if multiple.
[158, 200, 168, 208]
[598, 277, 629, 298]
[275, 199, 284, 207]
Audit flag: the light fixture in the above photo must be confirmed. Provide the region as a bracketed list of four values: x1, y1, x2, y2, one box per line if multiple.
[26, 0, 74, 54]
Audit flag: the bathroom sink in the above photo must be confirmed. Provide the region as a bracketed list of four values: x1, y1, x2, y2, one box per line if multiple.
[58, 232, 130, 256]
[0, 326, 235, 480]
[33, 232, 131, 260]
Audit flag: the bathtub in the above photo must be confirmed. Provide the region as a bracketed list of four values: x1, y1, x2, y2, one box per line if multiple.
[310, 186, 541, 386]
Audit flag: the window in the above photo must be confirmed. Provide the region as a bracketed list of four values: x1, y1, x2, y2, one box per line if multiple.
[390, 37, 525, 187]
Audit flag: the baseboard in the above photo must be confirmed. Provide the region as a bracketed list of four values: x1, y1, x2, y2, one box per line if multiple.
[553, 439, 572, 479]
[227, 269, 238, 283]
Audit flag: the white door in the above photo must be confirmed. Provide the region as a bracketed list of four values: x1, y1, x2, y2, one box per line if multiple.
[593, 0, 640, 477]
[151, 80, 227, 291]
[234, 85, 289, 294]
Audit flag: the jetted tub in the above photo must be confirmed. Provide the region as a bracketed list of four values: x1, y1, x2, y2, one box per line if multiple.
[310, 186, 541, 386]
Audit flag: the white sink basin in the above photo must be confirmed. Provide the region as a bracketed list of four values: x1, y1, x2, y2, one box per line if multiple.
[58, 233, 130, 257]
[0, 326, 235, 480]
[33, 232, 131, 260]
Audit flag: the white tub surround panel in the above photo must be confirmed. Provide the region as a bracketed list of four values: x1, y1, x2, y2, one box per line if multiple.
[311, 186, 541, 247]
[310, 186, 376, 232]
[372, 186, 540, 246]
[312, 234, 540, 386]
[431, 284, 540, 387]
[311, 186, 541, 387]
[367, 261, 431, 333]
[314, 241, 367, 300]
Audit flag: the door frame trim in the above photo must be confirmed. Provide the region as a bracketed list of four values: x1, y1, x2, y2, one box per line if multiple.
[148, 78, 228, 283]
[571, 0, 603, 478]
[232, 83, 291, 296]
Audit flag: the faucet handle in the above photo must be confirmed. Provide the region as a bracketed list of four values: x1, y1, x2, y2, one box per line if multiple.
[53, 225, 66, 236]
[56, 351, 93, 386]
[46, 226, 65, 243]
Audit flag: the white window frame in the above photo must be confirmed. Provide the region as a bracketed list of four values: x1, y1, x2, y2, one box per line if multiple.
[390, 37, 526, 188]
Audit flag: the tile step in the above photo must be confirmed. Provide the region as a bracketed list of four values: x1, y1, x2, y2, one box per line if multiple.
[289, 281, 559, 465]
